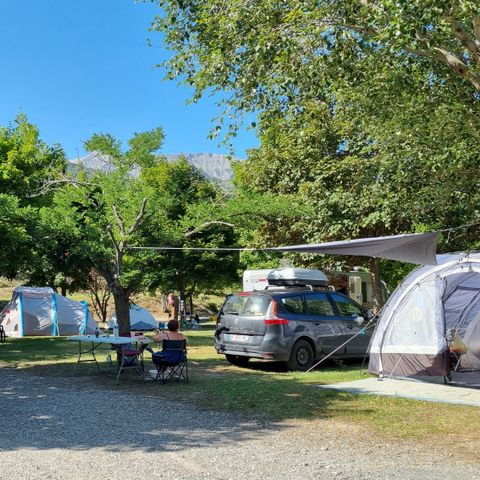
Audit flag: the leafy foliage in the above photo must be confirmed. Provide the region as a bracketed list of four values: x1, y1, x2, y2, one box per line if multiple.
[151, 0, 480, 136]
[150, 0, 480, 295]
[0, 114, 65, 206]
[0, 194, 37, 278]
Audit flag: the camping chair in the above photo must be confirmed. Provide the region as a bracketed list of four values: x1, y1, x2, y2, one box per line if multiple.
[152, 339, 188, 384]
[115, 343, 145, 384]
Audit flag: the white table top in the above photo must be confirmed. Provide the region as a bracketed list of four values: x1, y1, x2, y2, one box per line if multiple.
[68, 335, 151, 344]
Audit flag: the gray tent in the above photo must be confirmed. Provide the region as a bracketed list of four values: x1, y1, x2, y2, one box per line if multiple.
[369, 252, 480, 377]
[0, 287, 97, 337]
[458, 311, 480, 370]
[109, 304, 157, 331]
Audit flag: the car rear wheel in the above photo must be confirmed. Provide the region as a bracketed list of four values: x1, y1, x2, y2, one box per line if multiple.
[225, 354, 250, 367]
[286, 340, 314, 371]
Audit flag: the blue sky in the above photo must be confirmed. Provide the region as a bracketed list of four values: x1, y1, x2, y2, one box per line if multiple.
[0, 0, 257, 159]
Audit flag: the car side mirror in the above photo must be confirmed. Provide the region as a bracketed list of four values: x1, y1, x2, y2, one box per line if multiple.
[354, 315, 365, 325]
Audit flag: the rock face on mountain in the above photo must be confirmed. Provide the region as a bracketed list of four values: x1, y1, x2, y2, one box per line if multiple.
[68, 151, 234, 184]
[165, 153, 233, 182]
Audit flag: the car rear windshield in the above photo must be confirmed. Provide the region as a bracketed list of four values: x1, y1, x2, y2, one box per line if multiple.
[223, 295, 270, 316]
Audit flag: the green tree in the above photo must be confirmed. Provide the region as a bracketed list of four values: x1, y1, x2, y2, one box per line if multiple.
[35, 128, 166, 333]
[0, 115, 66, 279]
[0, 114, 65, 205]
[0, 195, 37, 278]
[77, 129, 165, 334]
[151, 0, 480, 129]
[150, 0, 480, 302]
[42, 129, 243, 332]
[142, 155, 240, 306]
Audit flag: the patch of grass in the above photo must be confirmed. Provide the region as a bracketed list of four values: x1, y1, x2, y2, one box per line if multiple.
[1, 329, 480, 451]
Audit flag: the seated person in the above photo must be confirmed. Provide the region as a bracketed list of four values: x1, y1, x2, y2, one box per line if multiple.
[150, 319, 186, 366]
[152, 319, 186, 343]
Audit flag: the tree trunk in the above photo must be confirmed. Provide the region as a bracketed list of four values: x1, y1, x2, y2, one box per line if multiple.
[173, 296, 179, 321]
[159, 292, 167, 311]
[189, 294, 193, 317]
[112, 284, 131, 335]
[369, 257, 385, 314]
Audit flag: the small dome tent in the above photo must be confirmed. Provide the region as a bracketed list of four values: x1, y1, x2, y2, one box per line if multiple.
[109, 304, 157, 331]
[369, 252, 480, 377]
[0, 287, 97, 337]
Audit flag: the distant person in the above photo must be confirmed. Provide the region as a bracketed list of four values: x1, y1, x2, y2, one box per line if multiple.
[190, 313, 200, 330]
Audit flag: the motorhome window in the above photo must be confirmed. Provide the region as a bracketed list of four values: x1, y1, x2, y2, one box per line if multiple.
[280, 296, 304, 314]
[331, 293, 363, 317]
[305, 293, 334, 316]
[223, 295, 269, 316]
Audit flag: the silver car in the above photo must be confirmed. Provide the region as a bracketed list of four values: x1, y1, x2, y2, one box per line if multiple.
[215, 288, 373, 370]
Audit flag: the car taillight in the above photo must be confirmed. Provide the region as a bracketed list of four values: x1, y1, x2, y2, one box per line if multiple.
[265, 319, 289, 325]
[264, 301, 289, 325]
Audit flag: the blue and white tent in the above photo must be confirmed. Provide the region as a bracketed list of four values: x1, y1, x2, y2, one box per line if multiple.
[0, 287, 96, 337]
[109, 304, 157, 331]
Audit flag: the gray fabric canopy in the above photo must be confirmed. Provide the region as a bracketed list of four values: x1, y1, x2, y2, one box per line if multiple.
[129, 231, 439, 265]
[270, 232, 439, 265]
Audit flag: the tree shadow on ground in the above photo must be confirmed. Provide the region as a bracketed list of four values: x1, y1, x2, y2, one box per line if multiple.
[0, 364, 357, 454]
[245, 357, 368, 372]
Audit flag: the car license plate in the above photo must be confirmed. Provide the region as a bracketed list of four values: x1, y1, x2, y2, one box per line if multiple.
[224, 334, 249, 343]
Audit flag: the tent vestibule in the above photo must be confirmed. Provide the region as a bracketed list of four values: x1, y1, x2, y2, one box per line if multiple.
[369, 253, 480, 377]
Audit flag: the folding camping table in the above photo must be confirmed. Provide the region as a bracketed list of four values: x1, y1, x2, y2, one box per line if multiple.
[68, 335, 151, 381]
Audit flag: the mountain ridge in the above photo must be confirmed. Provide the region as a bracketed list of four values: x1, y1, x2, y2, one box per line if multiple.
[68, 151, 235, 184]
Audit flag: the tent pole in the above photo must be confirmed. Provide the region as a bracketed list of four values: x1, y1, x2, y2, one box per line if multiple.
[52, 293, 58, 336]
[81, 301, 89, 335]
[19, 292, 24, 337]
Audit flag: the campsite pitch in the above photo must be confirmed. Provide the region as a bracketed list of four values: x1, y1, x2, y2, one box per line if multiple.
[317, 373, 480, 407]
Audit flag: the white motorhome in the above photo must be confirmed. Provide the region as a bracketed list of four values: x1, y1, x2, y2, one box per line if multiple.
[242, 269, 273, 292]
[329, 270, 388, 309]
[242, 268, 387, 308]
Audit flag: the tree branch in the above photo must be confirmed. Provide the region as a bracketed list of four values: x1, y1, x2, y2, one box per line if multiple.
[106, 225, 120, 256]
[111, 204, 126, 236]
[450, 19, 480, 64]
[127, 198, 148, 235]
[432, 46, 480, 90]
[473, 16, 480, 44]
[322, 15, 480, 92]
[405, 33, 480, 91]
[185, 221, 235, 237]
[28, 175, 103, 198]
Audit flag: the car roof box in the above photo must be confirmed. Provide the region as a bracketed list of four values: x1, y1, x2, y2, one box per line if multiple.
[267, 268, 329, 287]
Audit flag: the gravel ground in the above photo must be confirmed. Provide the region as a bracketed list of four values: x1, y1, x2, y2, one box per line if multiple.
[0, 367, 479, 480]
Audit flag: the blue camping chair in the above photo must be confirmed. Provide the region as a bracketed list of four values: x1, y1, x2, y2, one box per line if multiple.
[152, 339, 188, 384]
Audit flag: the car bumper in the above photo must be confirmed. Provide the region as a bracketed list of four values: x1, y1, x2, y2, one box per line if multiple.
[215, 342, 290, 361]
